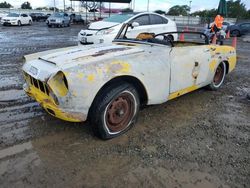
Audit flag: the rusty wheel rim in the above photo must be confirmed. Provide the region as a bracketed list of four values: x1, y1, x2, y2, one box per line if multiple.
[213, 64, 224, 86]
[105, 91, 135, 133]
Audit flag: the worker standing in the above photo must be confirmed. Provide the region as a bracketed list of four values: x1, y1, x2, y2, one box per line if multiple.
[211, 14, 224, 33]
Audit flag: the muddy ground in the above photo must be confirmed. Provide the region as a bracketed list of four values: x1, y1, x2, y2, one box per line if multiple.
[0, 22, 249, 188]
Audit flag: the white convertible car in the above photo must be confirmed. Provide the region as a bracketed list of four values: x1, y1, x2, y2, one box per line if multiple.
[22, 23, 237, 139]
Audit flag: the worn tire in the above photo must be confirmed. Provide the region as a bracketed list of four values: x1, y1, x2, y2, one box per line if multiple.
[231, 30, 240, 37]
[89, 82, 140, 139]
[207, 62, 226, 90]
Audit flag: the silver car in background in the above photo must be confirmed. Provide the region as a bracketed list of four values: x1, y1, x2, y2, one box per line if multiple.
[46, 13, 70, 28]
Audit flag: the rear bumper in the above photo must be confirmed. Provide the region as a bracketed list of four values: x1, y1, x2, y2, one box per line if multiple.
[23, 83, 87, 122]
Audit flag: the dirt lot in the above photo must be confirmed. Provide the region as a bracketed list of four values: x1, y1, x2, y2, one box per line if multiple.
[0, 22, 249, 188]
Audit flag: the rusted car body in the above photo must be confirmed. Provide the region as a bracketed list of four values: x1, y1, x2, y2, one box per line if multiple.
[22, 24, 237, 139]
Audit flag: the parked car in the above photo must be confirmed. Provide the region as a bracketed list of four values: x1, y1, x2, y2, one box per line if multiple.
[22, 23, 237, 139]
[1, 13, 32, 26]
[0, 12, 8, 21]
[78, 12, 177, 45]
[204, 21, 233, 31]
[30, 13, 48, 22]
[226, 22, 250, 36]
[46, 13, 70, 27]
[70, 13, 85, 24]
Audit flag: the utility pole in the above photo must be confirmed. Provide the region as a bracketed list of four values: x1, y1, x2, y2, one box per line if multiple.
[63, 0, 66, 12]
[53, 0, 56, 12]
[188, 0, 192, 26]
[147, 0, 149, 12]
[71, 0, 73, 12]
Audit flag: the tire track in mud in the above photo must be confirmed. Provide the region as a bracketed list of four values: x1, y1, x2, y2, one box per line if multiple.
[0, 23, 81, 150]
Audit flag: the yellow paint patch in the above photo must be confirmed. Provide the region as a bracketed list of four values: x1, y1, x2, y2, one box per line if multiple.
[96, 67, 103, 75]
[48, 72, 68, 97]
[168, 85, 198, 100]
[77, 72, 84, 79]
[228, 55, 237, 72]
[87, 74, 95, 82]
[26, 84, 81, 122]
[209, 59, 217, 72]
[108, 60, 131, 74]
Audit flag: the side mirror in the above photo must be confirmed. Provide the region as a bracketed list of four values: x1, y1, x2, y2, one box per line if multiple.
[131, 22, 139, 29]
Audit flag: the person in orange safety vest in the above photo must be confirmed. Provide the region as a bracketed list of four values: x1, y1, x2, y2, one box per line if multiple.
[211, 14, 224, 33]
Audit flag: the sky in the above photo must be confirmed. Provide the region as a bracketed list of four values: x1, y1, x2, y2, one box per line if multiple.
[2, 0, 250, 12]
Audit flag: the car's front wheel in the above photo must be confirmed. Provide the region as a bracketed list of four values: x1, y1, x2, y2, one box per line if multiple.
[29, 20, 32, 25]
[207, 62, 226, 90]
[89, 82, 140, 139]
[18, 21, 21, 26]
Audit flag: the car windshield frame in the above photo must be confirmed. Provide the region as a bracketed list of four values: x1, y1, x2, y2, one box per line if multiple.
[103, 14, 135, 23]
[114, 23, 209, 46]
[7, 13, 19, 17]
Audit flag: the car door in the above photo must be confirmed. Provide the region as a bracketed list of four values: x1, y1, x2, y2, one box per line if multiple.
[21, 14, 28, 24]
[169, 45, 211, 93]
[148, 14, 167, 34]
[64, 13, 70, 24]
[126, 14, 150, 38]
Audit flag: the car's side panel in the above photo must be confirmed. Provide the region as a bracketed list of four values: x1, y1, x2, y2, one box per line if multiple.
[167, 45, 237, 100]
[57, 46, 171, 118]
[169, 45, 212, 93]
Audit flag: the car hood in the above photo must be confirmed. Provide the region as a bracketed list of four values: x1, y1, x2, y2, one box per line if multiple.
[2, 16, 18, 20]
[88, 21, 120, 30]
[25, 44, 144, 70]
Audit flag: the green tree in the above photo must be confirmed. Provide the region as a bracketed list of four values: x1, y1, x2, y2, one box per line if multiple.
[167, 5, 190, 16]
[21, 1, 32, 9]
[247, 9, 250, 18]
[0, 1, 12, 8]
[192, 9, 217, 18]
[227, 0, 247, 19]
[121, 8, 133, 13]
[154, 10, 166, 15]
[36, 7, 48, 10]
[66, 7, 74, 11]
[49, 7, 59, 12]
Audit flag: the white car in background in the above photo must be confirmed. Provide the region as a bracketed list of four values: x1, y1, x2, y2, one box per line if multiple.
[0, 12, 8, 21]
[78, 12, 177, 45]
[1, 13, 32, 26]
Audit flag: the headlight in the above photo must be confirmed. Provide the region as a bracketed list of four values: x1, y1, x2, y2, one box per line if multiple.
[96, 28, 115, 35]
[47, 71, 69, 98]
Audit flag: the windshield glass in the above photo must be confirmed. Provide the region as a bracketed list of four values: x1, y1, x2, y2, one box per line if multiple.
[7, 13, 19, 17]
[103, 14, 134, 23]
[51, 13, 64, 17]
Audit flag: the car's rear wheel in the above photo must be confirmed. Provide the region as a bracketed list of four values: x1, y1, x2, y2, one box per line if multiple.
[207, 62, 226, 90]
[231, 30, 240, 37]
[89, 82, 140, 139]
